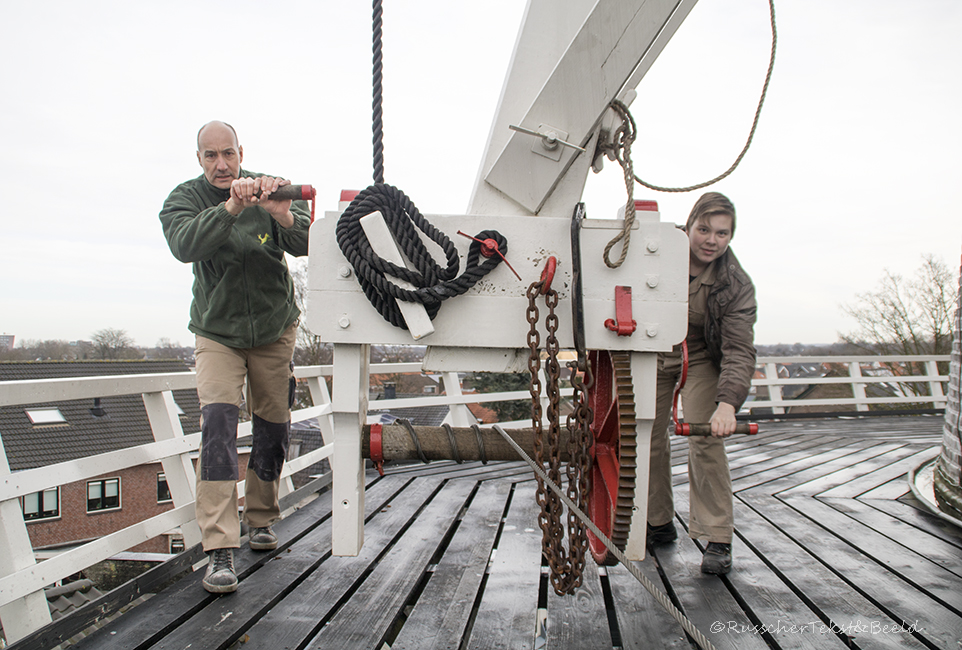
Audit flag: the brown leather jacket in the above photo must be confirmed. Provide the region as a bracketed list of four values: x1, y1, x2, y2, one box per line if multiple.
[704, 249, 757, 410]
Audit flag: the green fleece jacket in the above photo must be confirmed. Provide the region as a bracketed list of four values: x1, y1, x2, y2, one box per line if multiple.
[159, 170, 310, 349]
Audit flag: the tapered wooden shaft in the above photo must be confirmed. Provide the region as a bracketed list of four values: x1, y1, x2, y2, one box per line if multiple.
[361, 424, 573, 462]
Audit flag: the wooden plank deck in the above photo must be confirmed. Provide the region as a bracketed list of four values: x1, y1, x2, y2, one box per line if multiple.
[24, 415, 962, 650]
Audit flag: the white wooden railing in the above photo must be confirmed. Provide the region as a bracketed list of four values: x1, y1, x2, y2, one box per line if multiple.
[748, 355, 950, 414]
[0, 354, 950, 643]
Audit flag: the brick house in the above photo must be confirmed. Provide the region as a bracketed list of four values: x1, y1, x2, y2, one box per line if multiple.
[0, 360, 225, 556]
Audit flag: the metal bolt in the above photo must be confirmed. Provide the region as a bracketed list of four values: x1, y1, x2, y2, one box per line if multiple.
[646, 325, 658, 338]
[338, 316, 351, 329]
[646, 275, 659, 288]
[338, 265, 352, 278]
[646, 239, 659, 253]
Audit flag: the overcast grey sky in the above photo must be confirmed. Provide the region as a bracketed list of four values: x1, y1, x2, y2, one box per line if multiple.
[2, 0, 960, 347]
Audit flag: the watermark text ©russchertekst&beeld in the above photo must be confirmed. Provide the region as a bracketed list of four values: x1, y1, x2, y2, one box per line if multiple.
[709, 619, 923, 637]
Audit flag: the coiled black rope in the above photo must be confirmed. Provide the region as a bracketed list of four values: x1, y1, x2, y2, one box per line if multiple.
[337, 184, 508, 329]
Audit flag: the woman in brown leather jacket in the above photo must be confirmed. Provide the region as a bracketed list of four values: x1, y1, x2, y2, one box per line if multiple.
[646, 192, 757, 575]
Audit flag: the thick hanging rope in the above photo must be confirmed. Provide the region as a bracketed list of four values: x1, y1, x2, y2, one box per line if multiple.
[336, 184, 508, 329]
[372, 0, 385, 184]
[598, 0, 778, 267]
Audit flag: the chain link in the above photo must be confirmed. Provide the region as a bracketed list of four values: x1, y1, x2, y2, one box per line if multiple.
[527, 279, 593, 595]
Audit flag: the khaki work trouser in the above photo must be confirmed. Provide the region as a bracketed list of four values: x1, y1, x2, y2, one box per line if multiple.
[194, 324, 296, 551]
[648, 352, 734, 543]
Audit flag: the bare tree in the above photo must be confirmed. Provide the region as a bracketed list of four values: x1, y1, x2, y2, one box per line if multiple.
[91, 328, 135, 360]
[840, 254, 958, 398]
[841, 255, 956, 356]
[290, 259, 331, 367]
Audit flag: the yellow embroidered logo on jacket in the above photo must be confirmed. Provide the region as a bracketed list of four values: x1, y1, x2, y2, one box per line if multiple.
[258, 233, 271, 245]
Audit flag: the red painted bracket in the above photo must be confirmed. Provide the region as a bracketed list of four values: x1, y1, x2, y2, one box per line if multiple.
[300, 184, 317, 223]
[604, 286, 636, 336]
[370, 423, 385, 476]
[539, 256, 557, 294]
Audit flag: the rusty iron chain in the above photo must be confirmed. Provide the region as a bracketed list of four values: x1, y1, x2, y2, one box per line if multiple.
[526, 278, 593, 595]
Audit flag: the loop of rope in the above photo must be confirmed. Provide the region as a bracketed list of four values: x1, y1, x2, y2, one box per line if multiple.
[601, 100, 637, 269]
[632, 0, 777, 194]
[596, 0, 777, 269]
[336, 184, 508, 329]
[372, 0, 385, 184]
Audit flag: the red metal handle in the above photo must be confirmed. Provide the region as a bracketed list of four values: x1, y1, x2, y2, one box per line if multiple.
[671, 340, 758, 436]
[677, 422, 759, 436]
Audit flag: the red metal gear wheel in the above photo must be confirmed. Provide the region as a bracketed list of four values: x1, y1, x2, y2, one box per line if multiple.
[586, 349, 638, 565]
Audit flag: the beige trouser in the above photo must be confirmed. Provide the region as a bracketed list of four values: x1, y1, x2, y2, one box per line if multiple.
[194, 325, 296, 551]
[648, 352, 734, 543]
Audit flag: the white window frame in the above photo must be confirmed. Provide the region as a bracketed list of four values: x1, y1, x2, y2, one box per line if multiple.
[157, 472, 172, 503]
[87, 477, 122, 513]
[25, 408, 66, 425]
[21, 487, 60, 522]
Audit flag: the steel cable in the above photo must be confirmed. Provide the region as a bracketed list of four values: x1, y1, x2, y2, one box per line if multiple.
[492, 424, 719, 650]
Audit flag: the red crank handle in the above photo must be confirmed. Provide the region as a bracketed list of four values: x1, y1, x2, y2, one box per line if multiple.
[677, 422, 758, 436]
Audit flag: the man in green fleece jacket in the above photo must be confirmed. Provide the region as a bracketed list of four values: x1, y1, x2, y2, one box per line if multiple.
[159, 121, 310, 593]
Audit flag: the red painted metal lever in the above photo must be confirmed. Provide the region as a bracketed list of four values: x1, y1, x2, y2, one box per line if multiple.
[604, 286, 636, 336]
[671, 340, 759, 436]
[457, 231, 522, 280]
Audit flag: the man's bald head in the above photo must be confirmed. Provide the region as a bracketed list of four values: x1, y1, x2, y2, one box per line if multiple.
[196, 121, 243, 189]
[197, 121, 239, 151]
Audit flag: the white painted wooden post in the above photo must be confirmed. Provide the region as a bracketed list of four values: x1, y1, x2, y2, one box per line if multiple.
[624, 352, 656, 561]
[307, 375, 335, 442]
[441, 371, 472, 427]
[765, 362, 785, 414]
[0, 435, 52, 643]
[142, 390, 202, 549]
[332, 343, 370, 556]
[926, 359, 946, 409]
[849, 361, 870, 412]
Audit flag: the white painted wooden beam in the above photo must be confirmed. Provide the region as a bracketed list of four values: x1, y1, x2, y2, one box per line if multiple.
[359, 211, 435, 340]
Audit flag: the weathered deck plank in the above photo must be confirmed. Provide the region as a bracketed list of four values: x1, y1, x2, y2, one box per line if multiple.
[239, 476, 445, 650]
[606, 558, 690, 649]
[466, 480, 542, 650]
[19, 417, 961, 650]
[731, 497, 931, 650]
[67, 485, 338, 650]
[306, 479, 477, 649]
[390, 480, 511, 650]
[740, 492, 962, 649]
[546, 561, 611, 649]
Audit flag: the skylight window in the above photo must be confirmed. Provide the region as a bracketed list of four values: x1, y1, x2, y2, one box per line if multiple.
[25, 408, 66, 425]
